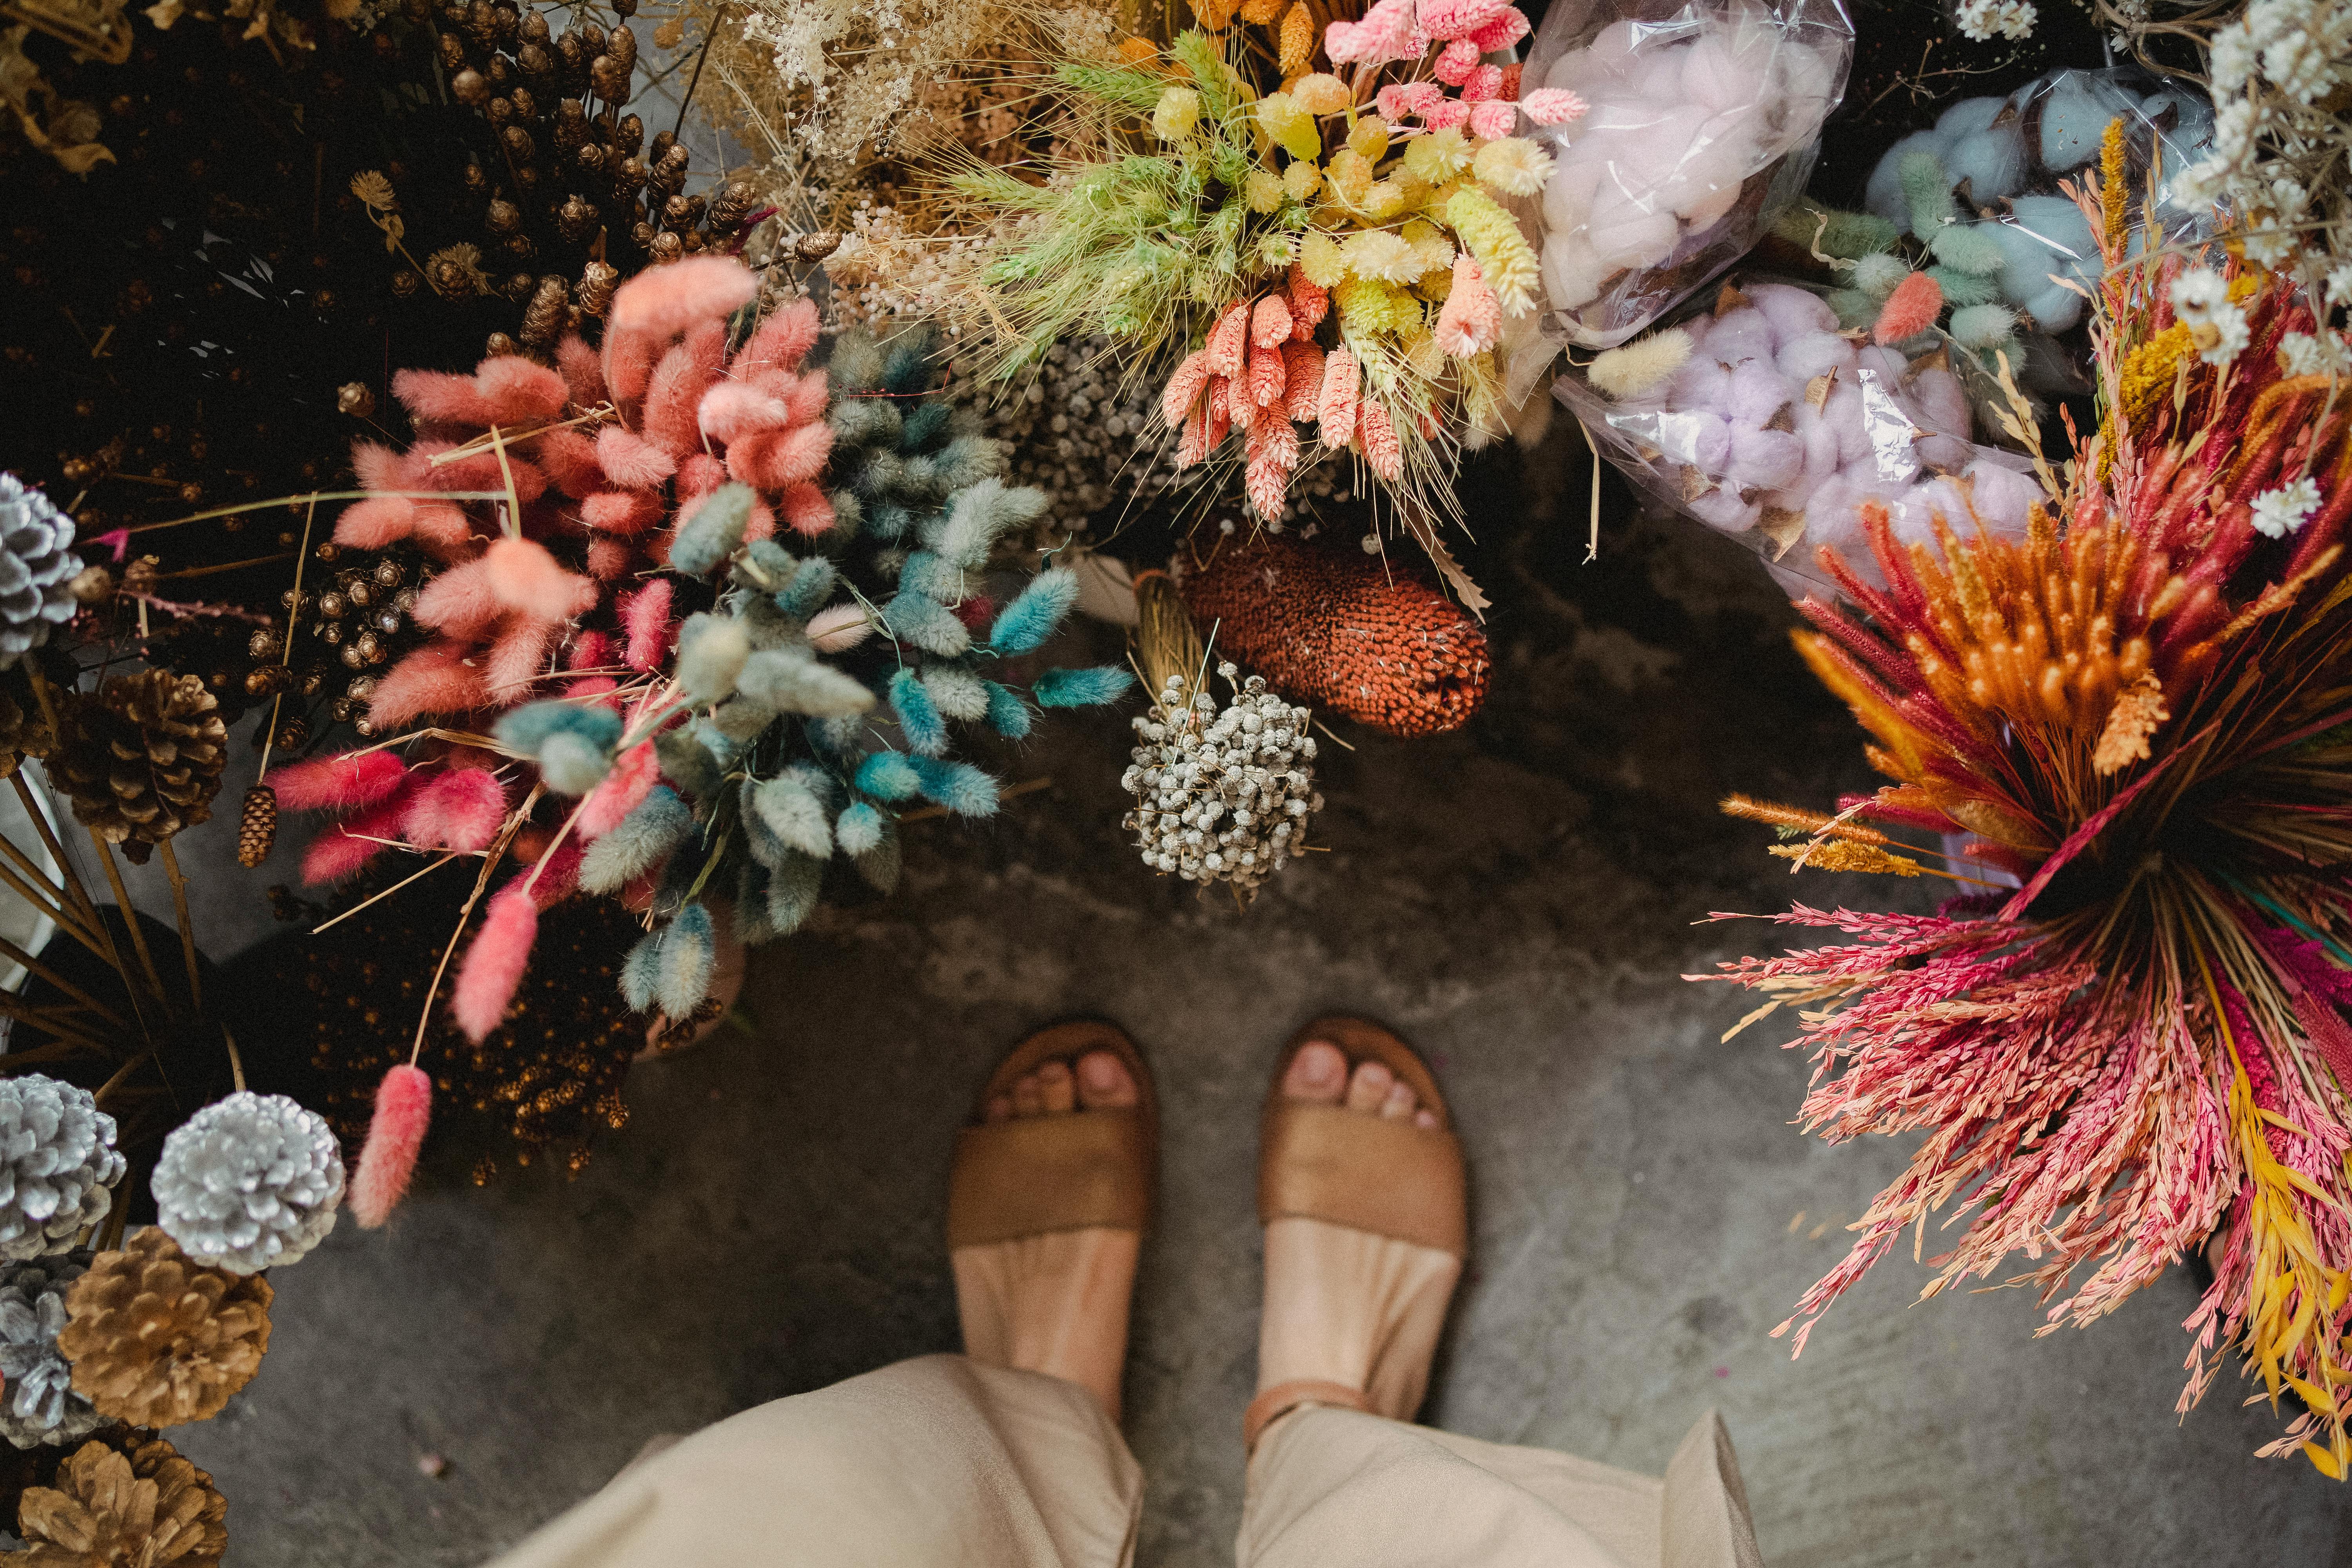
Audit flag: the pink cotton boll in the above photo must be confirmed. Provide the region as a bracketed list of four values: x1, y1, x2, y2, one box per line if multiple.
[1681, 176, 1744, 232]
[595, 426, 679, 488]
[586, 538, 635, 581]
[609, 255, 760, 341]
[1679, 31, 1769, 114]
[348, 1064, 432, 1230]
[1630, 49, 1690, 104]
[737, 297, 822, 374]
[403, 767, 509, 852]
[779, 481, 835, 538]
[334, 496, 421, 550]
[1468, 6, 1530, 51]
[1667, 356, 1732, 409]
[451, 883, 539, 1043]
[1702, 308, 1777, 368]
[392, 368, 494, 428]
[557, 335, 607, 407]
[368, 641, 487, 729]
[412, 559, 505, 637]
[1466, 99, 1518, 140]
[1687, 485, 1761, 533]
[1775, 330, 1857, 385]
[273, 749, 408, 813]
[581, 490, 666, 535]
[1434, 38, 1481, 84]
[1583, 19, 1646, 74]
[1727, 425, 1804, 490]
[484, 535, 598, 621]
[532, 429, 605, 499]
[484, 617, 557, 700]
[622, 580, 674, 671]
[473, 356, 570, 424]
[1747, 283, 1838, 341]
[1726, 359, 1797, 425]
[1656, 410, 1733, 473]
[580, 742, 659, 840]
[1963, 460, 2042, 538]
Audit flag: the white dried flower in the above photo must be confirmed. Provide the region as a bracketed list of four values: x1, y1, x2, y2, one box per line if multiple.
[2279, 331, 2352, 376]
[1955, 0, 2038, 39]
[2250, 475, 2322, 538]
[1122, 663, 1321, 897]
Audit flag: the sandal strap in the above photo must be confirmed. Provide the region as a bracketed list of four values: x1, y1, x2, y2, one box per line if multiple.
[1244, 1379, 1370, 1453]
[1257, 1100, 1467, 1256]
[947, 1108, 1152, 1248]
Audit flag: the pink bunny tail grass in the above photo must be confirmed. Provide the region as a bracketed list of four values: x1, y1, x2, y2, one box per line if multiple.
[808, 601, 874, 653]
[412, 557, 505, 637]
[368, 639, 488, 729]
[779, 481, 835, 537]
[582, 490, 666, 535]
[401, 767, 510, 852]
[1874, 271, 1944, 345]
[1435, 256, 1503, 357]
[642, 323, 731, 458]
[737, 297, 822, 374]
[485, 617, 559, 699]
[610, 256, 759, 340]
[556, 334, 607, 406]
[569, 631, 613, 670]
[697, 380, 792, 444]
[483, 536, 599, 621]
[622, 579, 675, 671]
[451, 883, 539, 1042]
[298, 789, 413, 884]
[527, 842, 585, 906]
[580, 741, 659, 839]
[595, 426, 677, 488]
[532, 427, 605, 498]
[603, 328, 662, 414]
[473, 355, 570, 424]
[350, 440, 409, 492]
[274, 750, 408, 813]
[391, 368, 492, 428]
[349, 1063, 433, 1229]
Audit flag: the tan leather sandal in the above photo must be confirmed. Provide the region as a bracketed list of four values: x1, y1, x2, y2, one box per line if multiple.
[946, 1020, 1158, 1249]
[1244, 1015, 1468, 1453]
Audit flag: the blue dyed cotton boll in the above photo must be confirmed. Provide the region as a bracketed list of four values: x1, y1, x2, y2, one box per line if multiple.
[2038, 71, 2139, 172]
[1941, 108, 2029, 203]
[1934, 95, 2007, 142]
[670, 484, 755, 576]
[1985, 197, 2098, 330]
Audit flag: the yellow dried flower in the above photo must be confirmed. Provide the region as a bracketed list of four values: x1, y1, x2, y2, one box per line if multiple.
[1116, 36, 1160, 63]
[1348, 115, 1390, 160]
[1334, 275, 1421, 334]
[348, 170, 397, 211]
[2092, 671, 2170, 776]
[1257, 91, 1320, 159]
[1361, 180, 1409, 220]
[1401, 219, 1454, 275]
[1278, 2, 1314, 75]
[2099, 116, 2129, 256]
[1189, 0, 1238, 28]
[1325, 147, 1374, 202]
[1416, 266, 1454, 301]
[1298, 230, 1347, 287]
[1718, 793, 1893, 845]
[1768, 841, 1927, 877]
[1283, 160, 1323, 201]
[1443, 187, 1538, 312]
[1472, 137, 1554, 198]
[1404, 327, 1446, 379]
[1291, 72, 1351, 116]
[1246, 169, 1286, 213]
[1343, 227, 1421, 283]
[2118, 322, 2196, 430]
[1154, 86, 1202, 141]
[1239, 0, 1284, 22]
[1403, 126, 1471, 184]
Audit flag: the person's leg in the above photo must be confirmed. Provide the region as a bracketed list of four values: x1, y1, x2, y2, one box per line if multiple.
[1237, 1034, 1762, 1568]
[489, 1044, 1150, 1568]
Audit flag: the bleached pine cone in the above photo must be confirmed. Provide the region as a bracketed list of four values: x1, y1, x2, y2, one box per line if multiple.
[0, 474, 80, 670]
[0, 1254, 107, 1448]
[151, 1094, 344, 1275]
[0, 1076, 125, 1262]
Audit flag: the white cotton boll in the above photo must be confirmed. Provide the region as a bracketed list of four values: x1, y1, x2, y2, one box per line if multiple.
[1777, 330, 1857, 384]
[1769, 41, 1838, 132]
[1748, 283, 1838, 341]
[1964, 461, 2043, 537]
[1655, 409, 1733, 473]
[1943, 120, 2031, 202]
[1683, 111, 1760, 193]
[1682, 177, 1746, 231]
[1634, 48, 1691, 103]
[1583, 20, 1647, 75]
[1586, 202, 1679, 270]
[1541, 235, 1608, 310]
[1911, 365, 1972, 439]
[1669, 356, 1733, 408]
[1821, 382, 1872, 465]
[1581, 96, 1669, 138]
[1793, 403, 1842, 481]
[1915, 432, 1975, 473]
[1728, 425, 1806, 490]
[1727, 358, 1797, 424]
[1680, 33, 1768, 113]
[1542, 156, 1605, 235]
[1600, 116, 1698, 187]
[1688, 485, 1762, 533]
[1934, 95, 2007, 141]
[1705, 307, 1777, 367]
[1867, 130, 1947, 229]
[1854, 345, 1913, 383]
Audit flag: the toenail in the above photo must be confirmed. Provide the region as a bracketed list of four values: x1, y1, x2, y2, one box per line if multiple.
[1303, 1045, 1342, 1082]
[1080, 1054, 1118, 1089]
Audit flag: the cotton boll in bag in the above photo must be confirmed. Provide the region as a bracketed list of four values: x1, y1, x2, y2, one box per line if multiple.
[1962, 460, 2043, 538]
[1942, 111, 2030, 203]
[1669, 355, 1733, 409]
[2038, 71, 2141, 172]
[1654, 409, 1735, 472]
[1747, 283, 1838, 341]
[1777, 330, 1856, 383]
[1688, 484, 1763, 533]
[1706, 307, 1778, 368]
[1934, 95, 2007, 141]
[1726, 356, 1797, 424]
[1541, 156, 1606, 239]
[1991, 197, 2098, 330]
[1729, 424, 1806, 490]
[1867, 130, 1948, 228]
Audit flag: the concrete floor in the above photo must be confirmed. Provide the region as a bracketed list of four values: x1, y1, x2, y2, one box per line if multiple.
[139, 425, 2352, 1566]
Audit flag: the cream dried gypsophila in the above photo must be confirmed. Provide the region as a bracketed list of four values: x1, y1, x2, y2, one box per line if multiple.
[1955, 0, 2038, 40]
[1122, 666, 1321, 897]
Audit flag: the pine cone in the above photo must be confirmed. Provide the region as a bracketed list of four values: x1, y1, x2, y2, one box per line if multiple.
[150, 1093, 343, 1275]
[48, 672, 228, 865]
[0, 668, 57, 779]
[0, 1078, 123, 1263]
[0, 476, 81, 672]
[234, 786, 275, 869]
[58, 1229, 270, 1429]
[0, 1256, 107, 1448]
[14, 1435, 227, 1567]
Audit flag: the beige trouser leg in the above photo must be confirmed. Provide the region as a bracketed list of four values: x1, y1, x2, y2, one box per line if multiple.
[486, 1353, 1144, 1568]
[1236, 1405, 1765, 1568]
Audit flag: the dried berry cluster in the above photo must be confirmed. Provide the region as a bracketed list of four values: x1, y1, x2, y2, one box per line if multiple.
[1122, 664, 1322, 896]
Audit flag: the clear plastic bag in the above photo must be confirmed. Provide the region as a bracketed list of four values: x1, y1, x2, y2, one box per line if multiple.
[1554, 279, 2042, 598]
[1524, 0, 1854, 350]
[1860, 66, 2217, 334]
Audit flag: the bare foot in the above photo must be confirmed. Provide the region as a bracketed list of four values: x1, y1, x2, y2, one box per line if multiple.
[1256, 1040, 1460, 1430]
[953, 1049, 1143, 1420]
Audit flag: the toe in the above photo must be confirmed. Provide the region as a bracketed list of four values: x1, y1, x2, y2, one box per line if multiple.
[1283, 1041, 1348, 1104]
[1379, 1079, 1417, 1120]
[1345, 1060, 1393, 1114]
[1076, 1049, 1140, 1109]
[985, 1095, 1014, 1124]
[1012, 1071, 1046, 1118]
[1414, 1108, 1439, 1130]
[1037, 1060, 1076, 1114]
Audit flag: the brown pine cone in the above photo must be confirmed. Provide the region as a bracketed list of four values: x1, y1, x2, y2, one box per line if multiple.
[13, 1434, 227, 1567]
[48, 671, 228, 865]
[58, 1228, 272, 1429]
[0, 669, 57, 779]
[235, 785, 276, 869]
